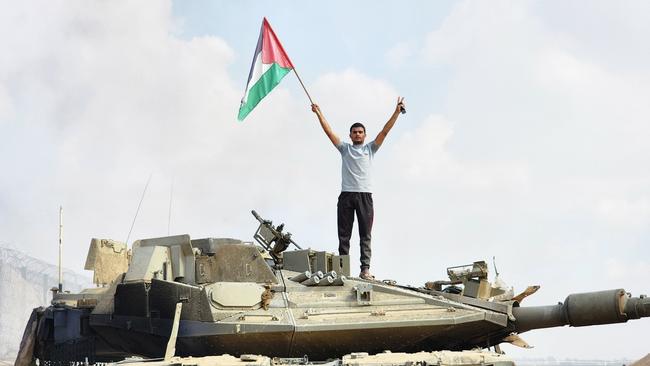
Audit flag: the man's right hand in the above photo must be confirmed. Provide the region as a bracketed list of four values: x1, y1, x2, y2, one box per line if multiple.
[311, 103, 340, 146]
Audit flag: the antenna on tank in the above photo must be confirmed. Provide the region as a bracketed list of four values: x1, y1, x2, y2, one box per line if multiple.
[492, 256, 500, 278]
[126, 174, 152, 245]
[58, 206, 63, 292]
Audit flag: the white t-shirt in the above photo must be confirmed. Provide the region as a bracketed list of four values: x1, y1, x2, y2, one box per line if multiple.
[336, 141, 379, 193]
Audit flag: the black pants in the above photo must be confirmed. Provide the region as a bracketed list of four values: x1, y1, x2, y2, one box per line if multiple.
[337, 192, 374, 270]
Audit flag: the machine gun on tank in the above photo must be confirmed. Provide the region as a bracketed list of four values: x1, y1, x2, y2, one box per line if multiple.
[251, 210, 302, 266]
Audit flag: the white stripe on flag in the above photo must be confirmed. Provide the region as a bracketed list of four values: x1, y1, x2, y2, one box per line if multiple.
[242, 53, 273, 104]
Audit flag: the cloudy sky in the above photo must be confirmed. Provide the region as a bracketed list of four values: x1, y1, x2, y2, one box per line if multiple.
[1, 0, 649, 360]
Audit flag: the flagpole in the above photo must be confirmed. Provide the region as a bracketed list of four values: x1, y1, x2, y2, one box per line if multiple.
[262, 17, 314, 105]
[293, 68, 314, 105]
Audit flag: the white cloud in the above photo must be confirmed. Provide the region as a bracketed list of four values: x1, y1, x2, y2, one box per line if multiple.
[423, 1, 540, 67]
[0, 1, 245, 264]
[0, 0, 405, 277]
[389, 114, 453, 176]
[606, 258, 650, 283]
[596, 197, 650, 229]
[0, 85, 12, 122]
[386, 114, 530, 190]
[312, 68, 399, 132]
[408, 0, 650, 359]
[385, 41, 413, 68]
[1, 0, 649, 361]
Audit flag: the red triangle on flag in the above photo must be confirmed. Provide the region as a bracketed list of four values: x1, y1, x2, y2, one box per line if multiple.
[262, 18, 294, 69]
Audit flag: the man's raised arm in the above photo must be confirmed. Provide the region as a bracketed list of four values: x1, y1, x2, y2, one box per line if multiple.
[312, 104, 341, 146]
[374, 96, 405, 147]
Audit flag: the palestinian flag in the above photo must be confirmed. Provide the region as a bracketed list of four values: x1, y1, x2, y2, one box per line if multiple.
[238, 18, 294, 121]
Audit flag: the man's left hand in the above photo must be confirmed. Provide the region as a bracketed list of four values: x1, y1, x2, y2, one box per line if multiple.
[396, 96, 406, 114]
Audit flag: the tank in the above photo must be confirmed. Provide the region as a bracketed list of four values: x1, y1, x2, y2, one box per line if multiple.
[15, 210, 650, 365]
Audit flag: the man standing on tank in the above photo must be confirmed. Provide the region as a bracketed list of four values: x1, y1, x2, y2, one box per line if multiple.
[311, 97, 406, 280]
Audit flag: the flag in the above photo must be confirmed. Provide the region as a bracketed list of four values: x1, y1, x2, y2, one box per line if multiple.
[238, 18, 294, 121]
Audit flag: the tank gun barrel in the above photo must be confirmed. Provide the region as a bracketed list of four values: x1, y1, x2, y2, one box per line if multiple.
[513, 289, 650, 333]
[251, 210, 265, 223]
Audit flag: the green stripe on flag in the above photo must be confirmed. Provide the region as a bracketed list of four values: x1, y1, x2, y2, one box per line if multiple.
[238, 63, 292, 121]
